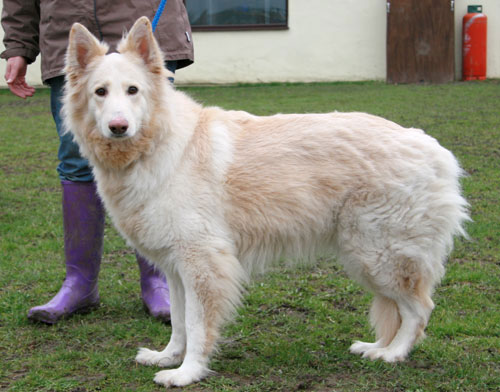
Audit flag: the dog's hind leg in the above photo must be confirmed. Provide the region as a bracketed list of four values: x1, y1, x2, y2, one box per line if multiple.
[361, 289, 433, 362]
[136, 267, 186, 368]
[153, 244, 246, 388]
[350, 268, 435, 362]
[338, 189, 449, 362]
[350, 295, 401, 355]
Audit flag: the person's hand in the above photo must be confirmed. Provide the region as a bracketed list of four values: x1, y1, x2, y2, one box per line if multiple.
[5, 56, 36, 98]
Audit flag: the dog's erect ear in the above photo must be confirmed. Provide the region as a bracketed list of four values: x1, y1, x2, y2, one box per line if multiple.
[66, 23, 108, 74]
[119, 17, 164, 74]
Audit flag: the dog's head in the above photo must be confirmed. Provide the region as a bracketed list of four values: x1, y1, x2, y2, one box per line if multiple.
[63, 17, 170, 168]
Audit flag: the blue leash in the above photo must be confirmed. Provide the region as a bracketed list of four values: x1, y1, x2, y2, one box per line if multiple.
[152, 0, 168, 32]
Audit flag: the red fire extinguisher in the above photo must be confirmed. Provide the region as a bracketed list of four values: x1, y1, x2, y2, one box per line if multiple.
[462, 5, 487, 81]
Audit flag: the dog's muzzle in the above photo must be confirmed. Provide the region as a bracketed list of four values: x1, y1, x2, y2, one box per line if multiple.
[108, 117, 129, 137]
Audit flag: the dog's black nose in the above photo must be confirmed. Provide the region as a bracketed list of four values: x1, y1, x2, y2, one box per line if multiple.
[108, 118, 129, 135]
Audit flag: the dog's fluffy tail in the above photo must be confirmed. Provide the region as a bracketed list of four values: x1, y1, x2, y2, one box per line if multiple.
[369, 295, 401, 347]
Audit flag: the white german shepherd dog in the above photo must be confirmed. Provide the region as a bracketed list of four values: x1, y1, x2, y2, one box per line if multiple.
[63, 17, 468, 388]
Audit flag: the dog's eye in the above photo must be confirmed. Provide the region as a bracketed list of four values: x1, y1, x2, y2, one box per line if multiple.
[95, 87, 107, 97]
[127, 86, 139, 95]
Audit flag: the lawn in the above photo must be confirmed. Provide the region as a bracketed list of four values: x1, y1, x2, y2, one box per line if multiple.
[0, 81, 499, 391]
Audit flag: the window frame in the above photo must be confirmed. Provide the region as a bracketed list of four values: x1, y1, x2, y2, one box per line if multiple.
[187, 0, 289, 32]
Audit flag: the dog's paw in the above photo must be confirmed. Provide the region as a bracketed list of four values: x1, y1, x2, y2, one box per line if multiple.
[136, 347, 164, 366]
[361, 347, 407, 363]
[136, 347, 184, 368]
[154, 364, 210, 388]
[349, 340, 382, 355]
[157, 353, 183, 368]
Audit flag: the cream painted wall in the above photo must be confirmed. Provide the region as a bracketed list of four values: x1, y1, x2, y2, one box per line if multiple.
[0, 0, 499, 86]
[176, 0, 387, 83]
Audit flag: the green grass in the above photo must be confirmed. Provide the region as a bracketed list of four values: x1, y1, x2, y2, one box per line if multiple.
[1, 81, 499, 391]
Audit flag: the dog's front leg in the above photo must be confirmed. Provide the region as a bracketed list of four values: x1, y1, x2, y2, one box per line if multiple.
[136, 268, 186, 368]
[153, 245, 245, 388]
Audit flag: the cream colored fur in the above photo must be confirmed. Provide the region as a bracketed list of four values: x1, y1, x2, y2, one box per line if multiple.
[63, 17, 469, 388]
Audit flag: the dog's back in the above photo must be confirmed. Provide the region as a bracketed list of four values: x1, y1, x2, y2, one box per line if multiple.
[222, 111, 466, 273]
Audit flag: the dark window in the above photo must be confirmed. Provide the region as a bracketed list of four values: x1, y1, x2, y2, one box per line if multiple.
[186, 0, 288, 31]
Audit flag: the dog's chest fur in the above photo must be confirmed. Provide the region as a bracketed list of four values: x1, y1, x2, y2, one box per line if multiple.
[93, 111, 235, 257]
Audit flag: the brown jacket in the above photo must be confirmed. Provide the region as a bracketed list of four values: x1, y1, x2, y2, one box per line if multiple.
[1, 0, 194, 82]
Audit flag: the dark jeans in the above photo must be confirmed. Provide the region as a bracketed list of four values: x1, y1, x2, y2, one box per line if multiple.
[48, 61, 177, 181]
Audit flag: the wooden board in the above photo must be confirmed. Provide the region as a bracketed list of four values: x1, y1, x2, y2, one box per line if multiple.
[387, 0, 455, 83]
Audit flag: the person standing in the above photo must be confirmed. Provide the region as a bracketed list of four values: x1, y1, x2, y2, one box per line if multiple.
[1, 0, 194, 324]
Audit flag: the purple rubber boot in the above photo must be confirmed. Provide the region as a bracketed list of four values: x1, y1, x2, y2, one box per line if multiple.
[28, 181, 104, 324]
[136, 252, 171, 322]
